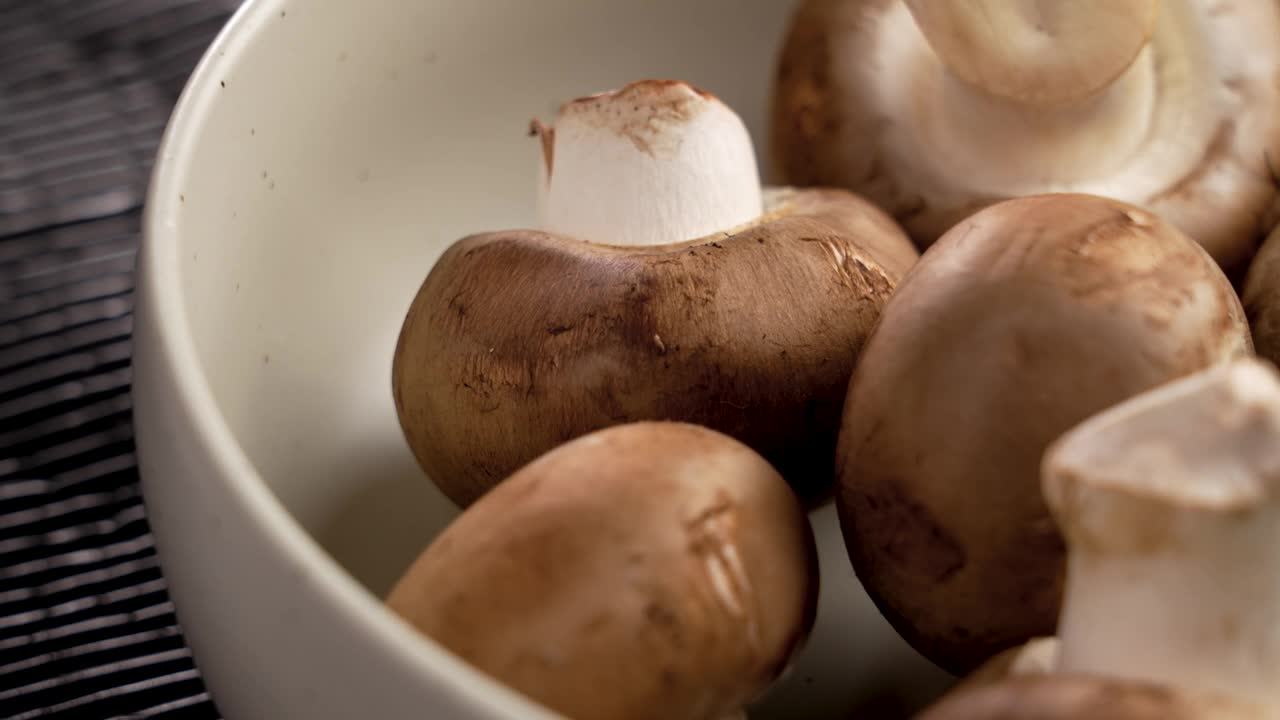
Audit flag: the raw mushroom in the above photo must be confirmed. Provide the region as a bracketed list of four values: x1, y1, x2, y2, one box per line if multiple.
[394, 79, 918, 508]
[836, 193, 1252, 674]
[385, 422, 819, 720]
[916, 358, 1280, 719]
[1243, 225, 1280, 365]
[770, 0, 1280, 274]
[1045, 358, 1280, 708]
[844, 695, 912, 720]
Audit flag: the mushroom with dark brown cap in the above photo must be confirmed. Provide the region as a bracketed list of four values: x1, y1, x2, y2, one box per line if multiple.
[920, 357, 1280, 720]
[835, 193, 1252, 675]
[770, 0, 1280, 274]
[385, 421, 819, 720]
[394, 79, 919, 508]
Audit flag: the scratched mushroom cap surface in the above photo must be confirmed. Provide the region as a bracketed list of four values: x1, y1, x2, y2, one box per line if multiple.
[393, 80, 919, 509]
[770, 0, 1280, 275]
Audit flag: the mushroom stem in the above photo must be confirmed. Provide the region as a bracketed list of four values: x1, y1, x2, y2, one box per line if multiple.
[871, 0, 1220, 195]
[904, 0, 1160, 107]
[533, 80, 763, 247]
[1043, 359, 1280, 708]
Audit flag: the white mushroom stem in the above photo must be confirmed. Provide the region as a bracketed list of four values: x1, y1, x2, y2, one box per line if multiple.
[533, 80, 763, 247]
[1042, 359, 1280, 708]
[904, 0, 1159, 107]
[875, 0, 1220, 194]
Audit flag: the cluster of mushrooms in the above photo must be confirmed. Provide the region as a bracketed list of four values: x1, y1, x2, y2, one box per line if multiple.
[386, 1, 1280, 719]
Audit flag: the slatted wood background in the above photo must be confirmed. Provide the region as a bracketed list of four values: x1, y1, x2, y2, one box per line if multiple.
[0, 2, 237, 717]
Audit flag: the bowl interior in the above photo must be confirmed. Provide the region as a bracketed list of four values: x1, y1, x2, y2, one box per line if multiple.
[171, 0, 954, 716]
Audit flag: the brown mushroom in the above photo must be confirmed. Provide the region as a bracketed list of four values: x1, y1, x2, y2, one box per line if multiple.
[1244, 225, 1280, 364]
[770, 0, 1280, 274]
[385, 422, 819, 720]
[394, 79, 918, 507]
[835, 193, 1252, 674]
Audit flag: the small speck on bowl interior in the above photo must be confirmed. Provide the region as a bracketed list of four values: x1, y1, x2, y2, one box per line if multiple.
[133, 0, 954, 718]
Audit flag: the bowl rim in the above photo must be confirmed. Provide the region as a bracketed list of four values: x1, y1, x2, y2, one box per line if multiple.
[138, 1, 555, 717]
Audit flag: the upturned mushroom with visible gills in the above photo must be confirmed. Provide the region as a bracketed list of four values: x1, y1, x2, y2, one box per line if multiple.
[836, 193, 1252, 675]
[770, 0, 1280, 274]
[393, 79, 919, 508]
[917, 358, 1280, 720]
[1244, 225, 1280, 365]
[385, 422, 819, 720]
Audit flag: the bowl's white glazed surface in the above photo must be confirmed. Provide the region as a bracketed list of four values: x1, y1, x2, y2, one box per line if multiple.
[134, 0, 955, 717]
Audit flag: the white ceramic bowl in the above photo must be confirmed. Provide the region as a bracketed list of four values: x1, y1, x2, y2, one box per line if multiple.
[133, 1, 955, 717]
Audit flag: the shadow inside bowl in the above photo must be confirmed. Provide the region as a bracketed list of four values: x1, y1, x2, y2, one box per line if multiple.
[312, 455, 459, 599]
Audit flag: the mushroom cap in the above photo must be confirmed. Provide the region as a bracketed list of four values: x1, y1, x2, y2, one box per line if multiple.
[1244, 225, 1280, 365]
[916, 675, 1267, 720]
[394, 188, 917, 507]
[835, 193, 1251, 674]
[385, 422, 819, 720]
[771, 0, 1280, 273]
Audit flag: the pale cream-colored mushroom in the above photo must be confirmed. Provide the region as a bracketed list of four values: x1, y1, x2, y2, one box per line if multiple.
[771, 0, 1280, 274]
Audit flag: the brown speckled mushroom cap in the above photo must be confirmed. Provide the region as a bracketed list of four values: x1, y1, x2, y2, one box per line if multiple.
[836, 193, 1251, 674]
[1044, 358, 1280, 710]
[1244, 225, 1280, 364]
[952, 637, 1060, 695]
